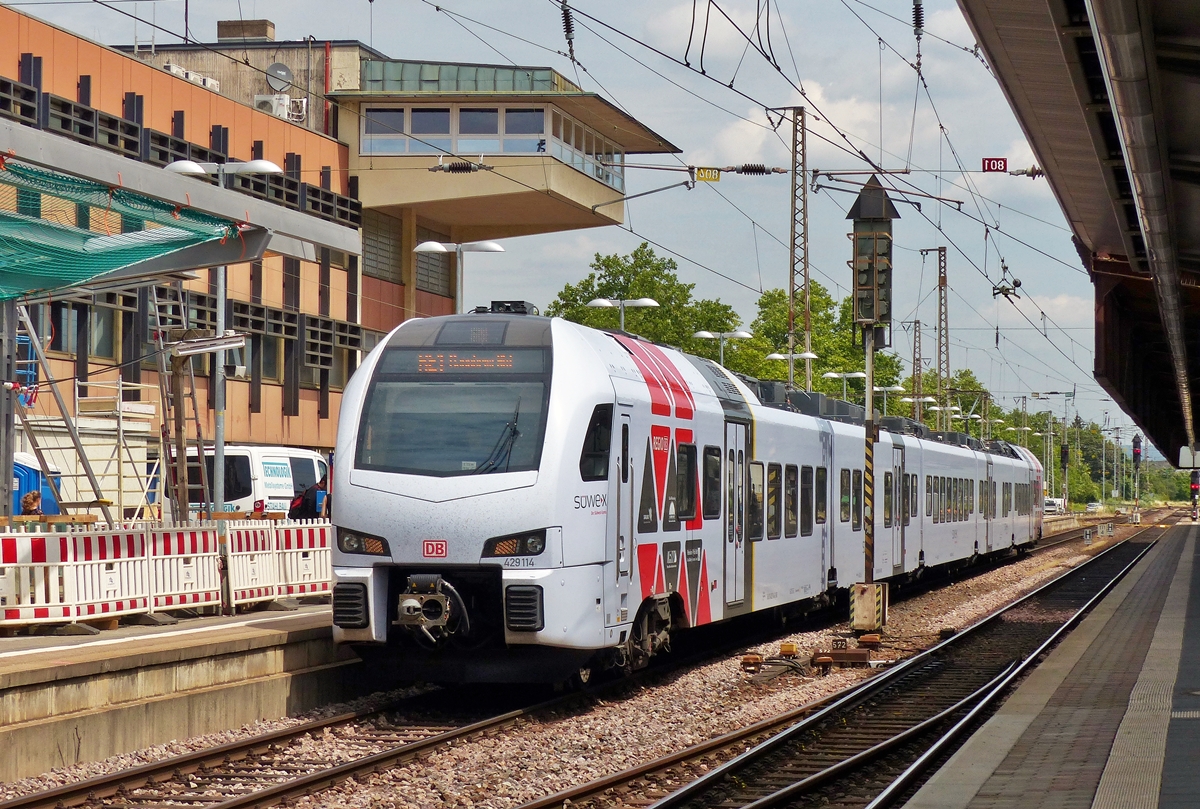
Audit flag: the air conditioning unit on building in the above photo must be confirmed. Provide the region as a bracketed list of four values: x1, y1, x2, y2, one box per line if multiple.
[183, 70, 206, 87]
[199, 75, 221, 93]
[254, 94, 291, 119]
[225, 364, 248, 380]
[162, 63, 187, 79]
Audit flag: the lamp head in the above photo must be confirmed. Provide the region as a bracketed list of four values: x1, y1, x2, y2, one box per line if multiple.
[627, 297, 659, 308]
[234, 159, 284, 175]
[847, 371, 867, 379]
[765, 353, 787, 361]
[414, 241, 452, 253]
[460, 240, 505, 253]
[797, 351, 819, 360]
[163, 160, 209, 176]
[587, 298, 616, 308]
[822, 371, 842, 379]
[692, 330, 716, 339]
[729, 330, 753, 340]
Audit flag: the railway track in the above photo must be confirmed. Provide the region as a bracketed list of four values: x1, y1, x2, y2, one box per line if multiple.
[515, 515, 1177, 809]
[1, 513, 1165, 809]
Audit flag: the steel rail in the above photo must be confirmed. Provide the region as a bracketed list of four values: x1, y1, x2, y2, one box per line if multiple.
[862, 526, 1162, 809]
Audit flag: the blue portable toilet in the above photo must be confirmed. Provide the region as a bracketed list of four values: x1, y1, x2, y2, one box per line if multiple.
[12, 452, 61, 515]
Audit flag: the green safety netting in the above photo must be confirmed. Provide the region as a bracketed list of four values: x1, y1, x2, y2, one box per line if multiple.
[0, 160, 241, 300]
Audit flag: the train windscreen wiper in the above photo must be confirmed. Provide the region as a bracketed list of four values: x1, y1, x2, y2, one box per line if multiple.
[472, 398, 522, 474]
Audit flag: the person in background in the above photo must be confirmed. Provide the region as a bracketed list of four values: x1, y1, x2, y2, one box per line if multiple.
[289, 474, 326, 520]
[20, 491, 43, 516]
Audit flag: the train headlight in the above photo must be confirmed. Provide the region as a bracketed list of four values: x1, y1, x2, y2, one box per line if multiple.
[337, 528, 390, 556]
[483, 529, 548, 557]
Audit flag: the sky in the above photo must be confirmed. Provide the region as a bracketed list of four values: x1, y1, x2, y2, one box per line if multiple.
[11, 0, 1147, 450]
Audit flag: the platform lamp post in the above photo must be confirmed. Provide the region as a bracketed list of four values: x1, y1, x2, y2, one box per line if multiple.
[822, 371, 868, 403]
[766, 351, 819, 390]
[874, 385, 905, 416]
[693, 330, 752, 367]
[165, 159, 283, 519]
[586, 297, 659, 332]
[901, 395, 937, 426]
[413, 240, 505, 315]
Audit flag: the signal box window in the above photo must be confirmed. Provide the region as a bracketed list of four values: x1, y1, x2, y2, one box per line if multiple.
[816, 466, 828, 524]
[702, 446, 722, 519]
[801, 466, 814, 537]
[852, 469, 863, 531]
[766, 463, 782, 539]
[676, 444, 698, 521]
[579, 404, 613, 481]
[785, 465, 799, 537]
[748, 462, 765, 541]
[840, 468, 851, 522]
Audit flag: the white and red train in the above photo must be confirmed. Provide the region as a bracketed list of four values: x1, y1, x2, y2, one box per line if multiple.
[331, 307, 1043, 682]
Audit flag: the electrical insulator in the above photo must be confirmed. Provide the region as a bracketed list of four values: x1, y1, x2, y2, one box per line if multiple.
[734, 163, 769, 175]
[444, 162, 477, 174]
[561, 0, 575, 41]
[913, 0, 924, 39]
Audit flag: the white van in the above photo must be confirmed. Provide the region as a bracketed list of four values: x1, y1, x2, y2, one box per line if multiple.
[187, 445, 328, 514]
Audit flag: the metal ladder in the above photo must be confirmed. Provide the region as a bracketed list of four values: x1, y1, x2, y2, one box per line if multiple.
[150, 284, 213, 521]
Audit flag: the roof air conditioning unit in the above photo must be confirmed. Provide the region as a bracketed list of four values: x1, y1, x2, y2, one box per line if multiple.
[183, 70, 205, 87]
[163, 63, 187, 79]
[254, 94, 290, 119]
[199, 76, 221, 93]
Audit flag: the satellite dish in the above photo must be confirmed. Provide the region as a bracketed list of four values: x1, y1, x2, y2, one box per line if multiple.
[266, 63, 294, 93]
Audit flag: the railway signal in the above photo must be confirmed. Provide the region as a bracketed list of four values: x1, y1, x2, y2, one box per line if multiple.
[847, 176, 900, 631]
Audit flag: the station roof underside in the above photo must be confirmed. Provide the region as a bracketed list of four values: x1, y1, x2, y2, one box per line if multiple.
[958, 0, 1200, 463]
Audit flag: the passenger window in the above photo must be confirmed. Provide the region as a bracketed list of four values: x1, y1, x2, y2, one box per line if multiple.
[840, 468, 851, 522]
[911, 474, 918, 519]
[579, 404, 613, 481]
[801, 466, 814, 537]
[676, 444, 697, 521]
[815, 466, 827, 525]
[969, 478, 974, 514]
[289, 458, 317, 497]
[852, 469, 863, 530]
[926, 475, 932, 518]
[702, 446, 722, 519]
[728, 450, 737, 541]
[883, 471, 893, 528]
[785, 465, 798, 537]
[902, 473, 910, 526]
[748, 462, 765, 541]
[766, 463, 782, 539]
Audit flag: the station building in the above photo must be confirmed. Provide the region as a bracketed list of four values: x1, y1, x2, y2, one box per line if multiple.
[0, 10, 675, 511]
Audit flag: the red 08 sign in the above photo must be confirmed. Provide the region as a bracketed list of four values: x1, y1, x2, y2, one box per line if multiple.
[422, 539, 448, 558]
[982, 157, 1008, 173]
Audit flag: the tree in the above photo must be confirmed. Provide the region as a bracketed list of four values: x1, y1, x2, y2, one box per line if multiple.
[545, 243, 738, 362]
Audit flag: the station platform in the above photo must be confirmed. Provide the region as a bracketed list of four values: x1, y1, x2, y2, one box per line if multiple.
[908, 522, 1198, 809]
[0, 605, 360, 783]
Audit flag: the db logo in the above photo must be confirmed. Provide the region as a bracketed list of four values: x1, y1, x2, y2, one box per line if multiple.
[422, 539, 448, 558]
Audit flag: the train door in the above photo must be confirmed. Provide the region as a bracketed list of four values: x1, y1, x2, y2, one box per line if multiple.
[984, 457, 994, 553]
[724, 421, 747, 605]
[614, 413, 633, 621]
[892, 445, 905, 574]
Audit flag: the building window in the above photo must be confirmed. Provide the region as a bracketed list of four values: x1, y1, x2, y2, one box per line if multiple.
[458, 107, 500, 153]
[90, 306, 117, 359]
[262, 335, 283, 381]
[409, 108, 451, 152]
[363, 108, 406, 153]
[415, 225, 452, 296]
[363, 210, 403, 284]
[48, 302, 78, 354]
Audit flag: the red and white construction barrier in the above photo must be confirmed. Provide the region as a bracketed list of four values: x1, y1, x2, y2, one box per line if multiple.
[0, 519, 333, 628]
[149, 527, 222, 611]
[276, 521, 332, 597]
[226, 523, 280, 607]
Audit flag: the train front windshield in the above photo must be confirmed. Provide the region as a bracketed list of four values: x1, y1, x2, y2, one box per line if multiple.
[356, 344, 551, 477]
